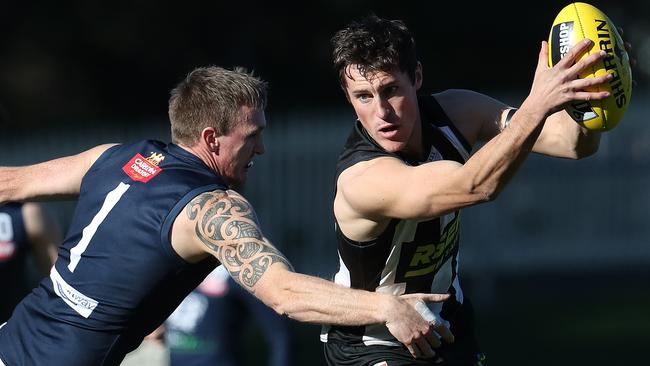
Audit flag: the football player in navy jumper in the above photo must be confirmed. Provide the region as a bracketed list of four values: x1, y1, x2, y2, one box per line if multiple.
[0, 66, 450, 366]
[321, 15, 613, 366]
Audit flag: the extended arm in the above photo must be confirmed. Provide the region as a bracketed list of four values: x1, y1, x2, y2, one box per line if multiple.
[338, 40, 612, 225]
[436, 89, 601, 159]
[171, 189, 453, 357]
[0, 144, 116, 203]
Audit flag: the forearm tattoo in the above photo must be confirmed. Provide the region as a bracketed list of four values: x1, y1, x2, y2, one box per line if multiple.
[186, 190, 292, 290]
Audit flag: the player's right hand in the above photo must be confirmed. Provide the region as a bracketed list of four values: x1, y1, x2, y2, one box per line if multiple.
[384, 293, 454, 359]
[525, 39, 612, 118]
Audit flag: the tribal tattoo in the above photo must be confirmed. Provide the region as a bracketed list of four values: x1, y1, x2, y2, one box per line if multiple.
[186, 190, 292, 290]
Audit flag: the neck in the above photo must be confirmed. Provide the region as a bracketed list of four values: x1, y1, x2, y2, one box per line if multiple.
[404, 116, 424, 160]
[177, 143, 220, 174]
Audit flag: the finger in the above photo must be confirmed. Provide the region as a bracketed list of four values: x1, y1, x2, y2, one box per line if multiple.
[425, 329, 442, 348]
[406, 344, 418, 358]
[571, 90, 611, 101]
[557, 38, 594, 68]
[624, 41, 632, 52]
[418, 293, 451, 303]
[414, 337, 437, 358]
[569, 72, 613, 91]
[432, 323, 455, 344]
[566, 50, 607, 78]
[629, 55, 637, 69]
[537, 40, 549, 72]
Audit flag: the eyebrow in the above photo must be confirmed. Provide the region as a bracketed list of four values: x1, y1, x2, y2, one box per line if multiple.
[350, 89, 371, 97]
[248, 125, 265, 135]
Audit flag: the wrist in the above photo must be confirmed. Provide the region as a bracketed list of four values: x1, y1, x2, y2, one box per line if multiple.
[376, 293, 398, 324]
[518, 99, 551, 124]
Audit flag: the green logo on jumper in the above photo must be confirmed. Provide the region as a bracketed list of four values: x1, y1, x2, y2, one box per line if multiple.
[405, 215, 459, 278]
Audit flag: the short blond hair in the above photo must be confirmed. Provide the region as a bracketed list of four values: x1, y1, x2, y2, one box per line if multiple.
[168, 66, 268, 145]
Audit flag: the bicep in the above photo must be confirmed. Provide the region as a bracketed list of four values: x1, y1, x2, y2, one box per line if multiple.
[339, 158, 471, 221]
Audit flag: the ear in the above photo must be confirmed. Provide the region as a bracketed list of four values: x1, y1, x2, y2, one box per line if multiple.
[201, 127, 219, 154]
[414, 62, 423, 90]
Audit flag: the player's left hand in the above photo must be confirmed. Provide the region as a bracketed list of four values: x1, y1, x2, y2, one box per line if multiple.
[384, 292, 453, 359]
[618, 27, 637, 89]
[406, 296, 455, 345]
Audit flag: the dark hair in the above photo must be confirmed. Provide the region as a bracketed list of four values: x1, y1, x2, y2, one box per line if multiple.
[331, 14, 418, 89]
[168, 66, 268, 145]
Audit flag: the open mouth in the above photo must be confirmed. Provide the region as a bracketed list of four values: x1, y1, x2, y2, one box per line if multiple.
[379, 125, 398, 133]
[378, 124, 399, 138]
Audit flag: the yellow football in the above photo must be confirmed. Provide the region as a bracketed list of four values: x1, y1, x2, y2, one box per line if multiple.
[548, 2, 632, 131]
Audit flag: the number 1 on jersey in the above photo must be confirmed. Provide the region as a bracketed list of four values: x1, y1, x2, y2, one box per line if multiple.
[68, 182, 130, 272]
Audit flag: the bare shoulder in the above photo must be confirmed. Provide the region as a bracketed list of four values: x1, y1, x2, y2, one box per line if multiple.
[338, 156, 403, 186]
[180, 189, 292, 291]
[433, 89, 509, 144]
[336, 156, 407, 205]
[433, 89, 504, 120]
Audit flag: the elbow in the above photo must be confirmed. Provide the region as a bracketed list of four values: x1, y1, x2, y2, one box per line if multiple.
[468, 176, 504, 203]
[259, 286, 290, 317]
[477, 187, 499, 203]
[258, 280, 296, 318]
[269, 295, 291, 318]
[565, 130, 601, 160]
[459, 181, 500, 206]
[572, 141, 599, 159]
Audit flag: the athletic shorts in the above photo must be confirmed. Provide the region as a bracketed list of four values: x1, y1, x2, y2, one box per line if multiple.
[323, 299, 485, 366]
[323, 342, 485, 366]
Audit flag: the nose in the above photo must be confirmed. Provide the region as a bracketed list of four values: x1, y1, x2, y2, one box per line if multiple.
[375, 99, 391, 119]
[255, 134, 265, 155]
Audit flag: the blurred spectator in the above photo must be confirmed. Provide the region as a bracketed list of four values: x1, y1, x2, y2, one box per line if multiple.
[165, 266, 293, 366]
[0, 202, 60, 322]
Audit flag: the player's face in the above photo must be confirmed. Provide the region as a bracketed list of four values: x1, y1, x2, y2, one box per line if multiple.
[344, 65, 422, 155]
[217, 106, 266, 187]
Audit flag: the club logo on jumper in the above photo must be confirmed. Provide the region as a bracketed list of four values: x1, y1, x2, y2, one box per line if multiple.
[122, 152, 165, 183]
[403, 215, 460, 279]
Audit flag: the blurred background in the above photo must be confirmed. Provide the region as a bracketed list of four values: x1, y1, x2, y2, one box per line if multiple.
[1, 0, 648, 365]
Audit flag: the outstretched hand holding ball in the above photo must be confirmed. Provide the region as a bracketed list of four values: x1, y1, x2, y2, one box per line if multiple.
[548, 2, 633, 131]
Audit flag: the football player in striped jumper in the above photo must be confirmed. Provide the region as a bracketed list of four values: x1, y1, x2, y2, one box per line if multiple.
[321, 15, 612, 366]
